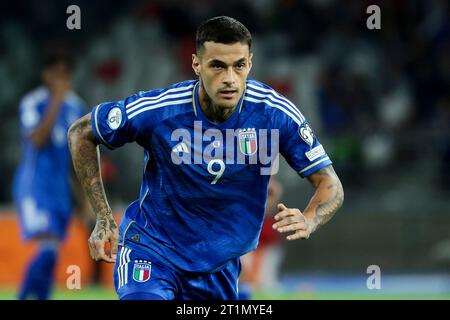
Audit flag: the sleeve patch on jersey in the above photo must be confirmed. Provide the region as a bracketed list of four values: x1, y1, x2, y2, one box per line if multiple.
[305, 144, 326, 162]
[107, 107, 122, 130]
[298, 123, 314, 147]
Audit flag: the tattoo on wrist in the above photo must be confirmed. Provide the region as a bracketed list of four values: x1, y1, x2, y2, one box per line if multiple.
[92, 216, 117, 240]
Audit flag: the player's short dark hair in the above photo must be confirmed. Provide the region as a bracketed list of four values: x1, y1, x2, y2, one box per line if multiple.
[196, 16, 252, 53]
[43, 47, 75, 72]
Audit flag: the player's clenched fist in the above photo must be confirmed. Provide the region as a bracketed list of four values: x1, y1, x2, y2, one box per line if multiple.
[88, 215, 119, 263]
[272, 203, 312, 240]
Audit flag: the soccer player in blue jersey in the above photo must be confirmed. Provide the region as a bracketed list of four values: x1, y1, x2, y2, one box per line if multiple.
[13, 51, 86, 299]
[68, 16, 344, 300]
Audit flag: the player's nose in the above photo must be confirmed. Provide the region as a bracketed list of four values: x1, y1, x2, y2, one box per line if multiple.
[222, 67, 236, 85]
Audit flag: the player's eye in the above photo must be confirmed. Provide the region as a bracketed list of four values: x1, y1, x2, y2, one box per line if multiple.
[235, 63, 246, 70]
[211, 64, 224, 70]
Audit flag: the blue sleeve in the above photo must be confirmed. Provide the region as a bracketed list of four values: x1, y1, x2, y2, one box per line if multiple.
[274, 111, 333, 178]
[90, 87, 183, 149]
[91, 100, 140, 150]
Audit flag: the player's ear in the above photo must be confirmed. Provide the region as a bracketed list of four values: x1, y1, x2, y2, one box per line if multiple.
[192, 54, 200, 76]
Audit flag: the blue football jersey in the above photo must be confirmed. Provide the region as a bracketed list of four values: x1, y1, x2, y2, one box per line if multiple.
[92, 79, 332, 272]
[13, 86, 86, 215]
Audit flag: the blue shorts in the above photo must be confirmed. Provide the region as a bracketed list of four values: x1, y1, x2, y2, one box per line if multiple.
[16, 196, 71, 241]
[114, 241, 241, 300]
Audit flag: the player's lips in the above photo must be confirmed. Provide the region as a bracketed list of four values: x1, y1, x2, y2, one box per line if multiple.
[218, 89, 238, 99]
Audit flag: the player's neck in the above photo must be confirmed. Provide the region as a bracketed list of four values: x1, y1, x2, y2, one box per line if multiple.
[198, 85, 236, 124]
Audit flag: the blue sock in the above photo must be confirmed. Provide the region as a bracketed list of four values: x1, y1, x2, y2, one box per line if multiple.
[238, 282, 252, 300]
[18, 241, 58, 300]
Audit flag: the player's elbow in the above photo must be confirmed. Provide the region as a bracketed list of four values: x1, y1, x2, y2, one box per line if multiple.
[67, 120, 84, 153]
[67, 122, 78, 151]
[67, 126, 78, 158]
[326, 171, 344, 213]
[334, 177, 344, 212]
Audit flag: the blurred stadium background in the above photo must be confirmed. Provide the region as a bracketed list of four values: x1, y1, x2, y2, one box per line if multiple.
[0, 0, 449, 299]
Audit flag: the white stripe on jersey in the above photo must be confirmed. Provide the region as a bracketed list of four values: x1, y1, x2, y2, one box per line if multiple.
[246, 83, 305, 122]
[245, 89, 305, 124]
[140, 188, 149, 209]
[244, 96, 303, 126]
[124, 248, 131, 286]
[127, 98, 193, 119]
[299, 156, 331, 174]
[126, 84, 194, 110]
[118, 247, 124, 288]
[123, 247, 127, 288]
[118, 247, 130, 288]
[126, 90, 193, 115]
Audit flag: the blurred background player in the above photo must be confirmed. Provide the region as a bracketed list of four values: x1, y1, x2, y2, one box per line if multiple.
[12, 48, 86, 300]
[239, 177, 284, 299]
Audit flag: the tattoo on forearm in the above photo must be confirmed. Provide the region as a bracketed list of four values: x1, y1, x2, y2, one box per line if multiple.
[68, 115, 117, 233]
[306, 166, 344, 232]
[313, 185, 342, 226]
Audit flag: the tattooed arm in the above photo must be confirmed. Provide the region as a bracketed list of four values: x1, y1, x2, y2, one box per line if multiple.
[272, 165, 344, 240]
[68, 113, 119, 262]
[303, 165, 344, 233]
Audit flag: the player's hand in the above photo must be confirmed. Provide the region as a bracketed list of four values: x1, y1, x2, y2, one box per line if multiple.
[50, 78, 70, 101]
[46, 69, 71, 103]
[272, 203, 312, 240]
[88, 215, 119, 263]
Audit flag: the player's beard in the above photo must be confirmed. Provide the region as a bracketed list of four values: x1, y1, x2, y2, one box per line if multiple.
[200, 81, 236, 123]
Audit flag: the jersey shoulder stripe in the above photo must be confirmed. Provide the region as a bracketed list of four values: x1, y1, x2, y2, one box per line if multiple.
[124, 81, 196, 119]
[126, 84, 194, 112]
[127, 97, 193, 119]
[246, 81, 305, 122]
[126, 88, 193, 115]
[244, 95, 303, 126]
[246, 85, 305, 122]
[245, 88, 305, 124]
